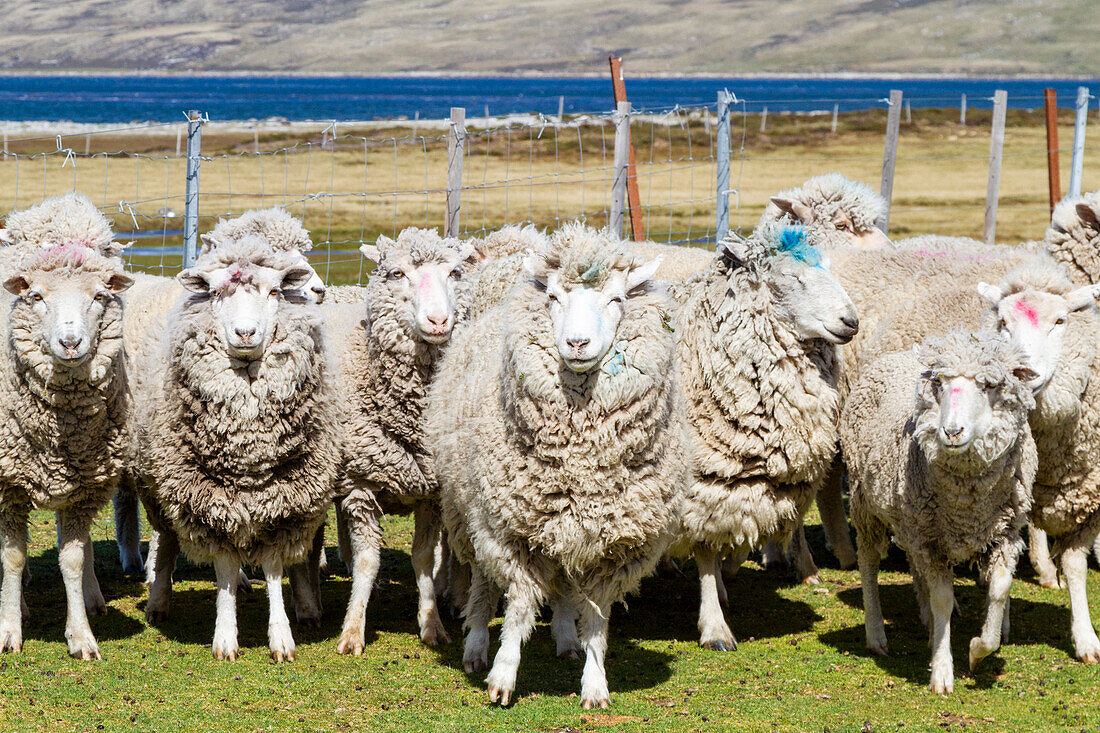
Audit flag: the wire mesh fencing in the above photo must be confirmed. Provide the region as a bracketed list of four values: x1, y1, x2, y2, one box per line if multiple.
[0, 89, 1093, 286]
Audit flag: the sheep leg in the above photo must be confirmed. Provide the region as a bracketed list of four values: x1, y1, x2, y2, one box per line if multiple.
[287, 527, 324, 627]
[790, 523, 822, 585]
[335, 496, 382, 656]
[211, 554, 240, 661]
[551, 593, 582, 659]
[411, 502, 450, 645]
[432, 532, 448, 600]
[446, 555, 471, 619]
[81, 536, 107, 616]
[926, 567, 956, 694]
[760, 541, 787, 571]
[463, 566, 500, 673]
[486, 579, 540, 706]
[316, 523, 330, 578]
[857, 537, 888, 655]
[57, 511, 101, 660]
[0, 514, 28, 653]
[722, 547, 749, 578]
[912, 565, 931, 633]
[695, 545, 737, 651]
[817, 457, 857, 569]
[714, 556, 729, 609]
[969, 559, 1012, 670]
[1062, 544, 1100, 663]
[113, 476, 144, 574]
[1094, 535, 1100, 567]
[145, 528, 179, 623]
[263, 556, 296, 662]
[335, 502, 352, 573]
[144, 530, 160, 587]
[1029, 525, 1062, 588]
[579, 596, 613, 710]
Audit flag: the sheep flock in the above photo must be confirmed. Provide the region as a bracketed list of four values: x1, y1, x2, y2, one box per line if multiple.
[3, 181, 1100, 706]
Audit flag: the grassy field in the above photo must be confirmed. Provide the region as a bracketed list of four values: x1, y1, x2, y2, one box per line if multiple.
[1, 506, 1098, 732]
[0, 105, 1095, 285]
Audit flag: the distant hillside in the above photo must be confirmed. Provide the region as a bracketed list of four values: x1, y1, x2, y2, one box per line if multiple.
[1, 0, 1097, 75]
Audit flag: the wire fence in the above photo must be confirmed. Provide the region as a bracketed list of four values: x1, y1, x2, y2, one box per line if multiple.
[0, 88, 1094, 285]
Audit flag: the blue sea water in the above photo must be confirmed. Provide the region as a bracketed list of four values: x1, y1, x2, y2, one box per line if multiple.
[0, 75, 1096, 123]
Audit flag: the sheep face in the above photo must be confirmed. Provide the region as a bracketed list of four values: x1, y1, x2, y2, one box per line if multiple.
[4, 248, 132, 366]
[915, 335, 1036, 466]
[177, 260, 314, 360]
[769, 195, 892, 250]
[978, 282, 1100, 393]
[289, 252, 326, 304]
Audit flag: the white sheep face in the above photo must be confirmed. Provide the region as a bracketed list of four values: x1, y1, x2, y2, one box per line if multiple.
[290, 252, 326, 304]
[541, 258, 661, 373]
[923, 374, 997, 453]
[4, 262, 132, 366]
[979, 282, 1100, 393]
[178, 262, 313, 360]
[769, 196, 892, 249]
[369, 253, 469, 345]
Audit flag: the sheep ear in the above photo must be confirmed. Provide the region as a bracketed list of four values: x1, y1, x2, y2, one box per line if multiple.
[717, 237, 750, 269]
[1066, 283, 1100, 312]
[459, 242, 483, 266]
[280, 265, 315, 291]
[177, 269, 212, 294]
[105, 272, 134, 293]
[1077, 203, 1100, 231]
[1013, 365, 1039, 384]
[358, 243, 380, 263]
[3, 274, 29, 295]
[626, 256, 662, 291]
[522, 253, 547, 288]
[199, 233, 218, 251]
[770, 196, 814, 224]
[976, 282, 1003, 306]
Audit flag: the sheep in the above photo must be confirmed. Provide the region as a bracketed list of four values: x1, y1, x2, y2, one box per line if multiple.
[132, 236, 340, 661]
[316, 226, 479, 654]
[426, 222, 682, 708]
[669, 223, 857, 649]
[466, 223, 548, 260]
[1041, 192, 1100, 286]
[0, 192, 129, 272]
[764, 172, 892, 250]
[0, 243, 133, 658]
[843, 330, 1038, 693]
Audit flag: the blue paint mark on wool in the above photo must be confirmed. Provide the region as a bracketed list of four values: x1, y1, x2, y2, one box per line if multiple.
[581, 264, 601, 282]
[771, 225, 821, 267]
[605, 350, 625, 376]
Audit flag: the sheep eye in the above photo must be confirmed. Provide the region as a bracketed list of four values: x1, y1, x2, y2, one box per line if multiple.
[30, 292, 43, 302]
[388, 269, 406, 281]
[93, 291, 109, 302]
[1055, 317, 1066, 325]
[835, 222, 849, 231]
[610, 295, 624, 304]
[547, 292, 558, 302]
[450, 267, 463, 280]
[269, 288, 280, 297]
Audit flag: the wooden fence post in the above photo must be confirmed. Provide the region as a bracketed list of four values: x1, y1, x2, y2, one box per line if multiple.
[983, 90, 1008, 245]
[608, 55, 645, 241]
[878, 90, 903, 233]
[610, 101, 631, 239]
[1045, 89, 1061, 211]
[445, 107, 465, 237]
[1069, 86, 1090, 198]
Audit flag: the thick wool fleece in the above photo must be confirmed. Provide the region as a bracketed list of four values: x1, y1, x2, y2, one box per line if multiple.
[200, 207, 314, 257]
[0, 246, 129, 524]
[762, 173, 887, 243]
[428, 226, 685, 600]
[628, 241, 713, 282]
[323, 284, 369, 305]
[844, 332, 1036, 572]
[672, 232, 840, 553]
[1042, 193, 1100, 287]
[328, 231, 476, 503]
[135, 242, 340, 565]
[1, 193, 125, 273]
[467, 224, 548, 260]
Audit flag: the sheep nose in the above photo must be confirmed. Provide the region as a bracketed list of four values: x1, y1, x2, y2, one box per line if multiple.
[942, 425, 964, 441]
[234, 325, 257, 341]
[841, 314, 859, 331]
[566, 337, 590, 350]
[427, 312, 449, 326]
[59, 334, 83, 350]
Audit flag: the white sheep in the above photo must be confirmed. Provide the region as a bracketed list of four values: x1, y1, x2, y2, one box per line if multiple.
[0, 243, 133, 658]
[426, 222, 683, 708]
[0, 192, 130, 272]
[132, 236, 340, 661]
[843, 330, 1037, 693]
[671, 223, 857, 649]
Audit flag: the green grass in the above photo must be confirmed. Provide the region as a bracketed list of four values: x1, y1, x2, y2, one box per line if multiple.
[2, 506, 1098, 732]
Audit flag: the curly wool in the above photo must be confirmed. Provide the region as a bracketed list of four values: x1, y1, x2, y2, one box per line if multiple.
[628, 241, 713, 282]
[329, 228, 476, 502]
[672, 227, 841, 552]
[762, 173, 887, 242]
[843, 331, 1036, 572]
[1, 193, 126, 272]
[135, 241, 340, 565]
[200, 207, 314, 256]
[0, 245, 129, 522]
[467, 224, 548, 260]
[1042, 192, 1100, 286]
[428, 224, 685, 599]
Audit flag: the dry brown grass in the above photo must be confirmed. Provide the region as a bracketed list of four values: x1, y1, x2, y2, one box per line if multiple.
[0, 107, 1094, 284]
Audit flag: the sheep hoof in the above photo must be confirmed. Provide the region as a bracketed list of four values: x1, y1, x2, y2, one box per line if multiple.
[929, 678, 953, 695]
[420, 617, 451, 646]
[701, 639, 736, 652]
[85, 598, 108, 617]
[463, 658, 487, 674]
[270, 649, 295, 663]
[1038, 576, 1063, 589]
[0, 627, 23, 653]
[69, 639, 102, 661]
[801, 573, 822, 586]
[968, 637, 994, 671]
[487, 684, 512, 706]
[557, 646, 584, 660]
[581, 696, 610, 710]
[867, 642, 889, 657]
[1078, 650, 1100, 664]
[146, 608, 170, 624]
[336, 635, 364, 656]
[212, 647, 239, 661]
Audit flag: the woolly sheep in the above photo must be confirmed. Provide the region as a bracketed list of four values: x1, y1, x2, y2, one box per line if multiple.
[132, 237, 340, 661]
[670, 223, 857, 649]
[764, 172, 892, 250]
[843, 331, 1038, 693]
[0, 244, 133, 658]
[1041, 191, 1100, 286]
[466, 223, 548, 260]
[0, 192, 129, 271]
[315, 226, 479, 654]
[426, 222, 682, 708]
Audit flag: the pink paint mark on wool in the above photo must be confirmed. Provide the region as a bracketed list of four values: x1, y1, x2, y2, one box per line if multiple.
[1014, 297, 1039, 327]
[418, 271, 434, 297]
[950, 386, 961, 409]
[43, 242, 88, 265]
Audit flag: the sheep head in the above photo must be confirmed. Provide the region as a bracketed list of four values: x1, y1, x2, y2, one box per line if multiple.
[3, 243, 132, 367]
[767, 173, 891, 250]
[915, 331, 1036, 471]
[719, 223, 859, 345]
[978, 263, 1100, 394]
[177, 236, 313, 361]
[360, 227, 477, 345]
[523, 221, 661, 373]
